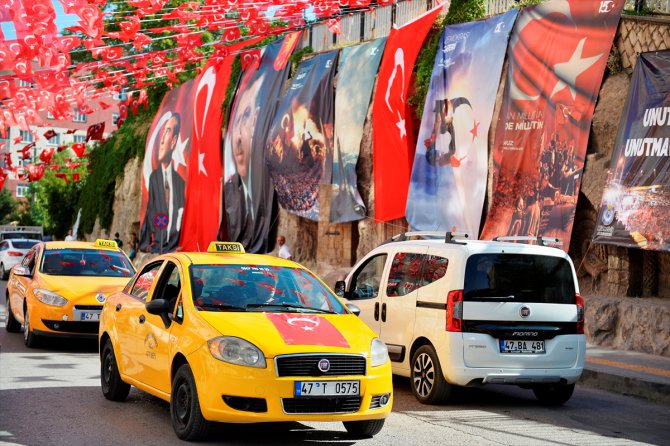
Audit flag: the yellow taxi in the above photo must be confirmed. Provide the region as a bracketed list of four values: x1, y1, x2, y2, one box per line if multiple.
[99, 242, 392, 441]
[5, 239, 136, 347]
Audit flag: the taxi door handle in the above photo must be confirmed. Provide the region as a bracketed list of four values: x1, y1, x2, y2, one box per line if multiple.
[139, 315, 146, 324]
[374, 302, 379, 321]
[115, 304, 122, 312]
[381, 303, 387, 323]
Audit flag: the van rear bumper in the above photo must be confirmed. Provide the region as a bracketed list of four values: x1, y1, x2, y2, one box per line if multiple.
[448, 366, 583, 387]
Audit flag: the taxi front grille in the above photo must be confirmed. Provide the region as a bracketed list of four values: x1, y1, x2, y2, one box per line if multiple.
[275, 355, 366, 377]
[74, 305, 103, 310]
[282, 396, 361, 414]
[42, 320, 99, 334]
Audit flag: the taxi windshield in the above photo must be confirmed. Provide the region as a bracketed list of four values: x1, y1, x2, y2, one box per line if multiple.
[40, 249, 135, 277]
[190, 265, 346, 314]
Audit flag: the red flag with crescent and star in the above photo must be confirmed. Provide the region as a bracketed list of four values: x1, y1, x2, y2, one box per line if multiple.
[266, 313, 350, 348]
[480, 0, 623, 249]
[372, 2, 445, 222]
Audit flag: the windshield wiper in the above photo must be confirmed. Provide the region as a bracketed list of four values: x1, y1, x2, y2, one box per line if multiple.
[196, 303, 247, 312]
[245, 303, 336, 314]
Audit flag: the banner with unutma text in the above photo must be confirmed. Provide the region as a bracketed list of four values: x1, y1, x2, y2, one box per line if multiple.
[593, 50, 670, 251]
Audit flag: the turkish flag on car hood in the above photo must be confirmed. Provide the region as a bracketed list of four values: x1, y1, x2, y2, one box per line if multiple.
[372, 2, 444, 222]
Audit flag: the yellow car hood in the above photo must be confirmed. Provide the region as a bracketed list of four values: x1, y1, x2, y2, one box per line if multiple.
[37, 274, 131, 304]
[198, 312, 376, 358]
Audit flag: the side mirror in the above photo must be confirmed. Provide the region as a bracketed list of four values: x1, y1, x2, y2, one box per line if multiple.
[12, 265, 31, 277]
[347, 303, 361, 317]
[334, 280, 346, 298]
[146, 298, 171, 315]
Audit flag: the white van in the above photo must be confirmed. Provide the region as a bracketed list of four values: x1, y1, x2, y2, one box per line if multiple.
[335, 232, 585, 405]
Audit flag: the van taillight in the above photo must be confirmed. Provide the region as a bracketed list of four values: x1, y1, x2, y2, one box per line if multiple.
[576, 293, 584, 334]
[446, 290, 463, 332]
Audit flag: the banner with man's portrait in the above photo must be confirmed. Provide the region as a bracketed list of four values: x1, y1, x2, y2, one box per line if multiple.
[219, 38, 294, 253]
[593, 50, 670, 251]
[479, 0, 623, 250]
[331, 38, 386, 223]
[267, 50, 338, 221]
[406, 10, 518, 238]
[139, 80, 195, 253]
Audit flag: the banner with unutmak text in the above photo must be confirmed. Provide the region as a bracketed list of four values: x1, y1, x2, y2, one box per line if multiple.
[479, 0, 623, 250]
[593, 50, 670, 251]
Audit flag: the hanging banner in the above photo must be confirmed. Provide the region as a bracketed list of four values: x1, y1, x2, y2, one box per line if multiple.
[331, 38, 386, 223]
[219, 38, 294, 253]
[480, 0, 623, 249]
[267, 50, 338, 221]
[406, 10, 518, 237]
[372, 3, 445, 223]
[593, 50, 670, 251]
[139, 80, 195, 253]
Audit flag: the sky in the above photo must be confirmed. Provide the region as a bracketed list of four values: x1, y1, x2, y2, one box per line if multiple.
[1, 1, 79, 40]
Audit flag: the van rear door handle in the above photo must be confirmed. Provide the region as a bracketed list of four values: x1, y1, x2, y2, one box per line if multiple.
[381, 303, 387, 322]
[374, 302, 379, 321]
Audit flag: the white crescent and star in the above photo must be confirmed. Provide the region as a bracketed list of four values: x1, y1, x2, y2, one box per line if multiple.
[287, 316, 320, 331]
[550, 37, 603, 100]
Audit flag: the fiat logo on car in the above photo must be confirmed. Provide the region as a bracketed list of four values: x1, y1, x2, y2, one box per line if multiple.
[520, 306, 531, 318]
[317, 359, 330, 373]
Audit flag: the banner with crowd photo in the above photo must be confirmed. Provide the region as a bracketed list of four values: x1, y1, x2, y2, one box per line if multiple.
[593, 50, 670, 251]
[406, 10, 518, 238]
[139, 80, 195, 253]
[267, 50, 338, 221]
[331, 38, 386, 223]
[479, 0, 623, 249]
[219, 36, 298, 253]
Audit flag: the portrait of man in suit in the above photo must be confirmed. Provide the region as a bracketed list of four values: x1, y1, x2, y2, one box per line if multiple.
[140, 112, 186, 252]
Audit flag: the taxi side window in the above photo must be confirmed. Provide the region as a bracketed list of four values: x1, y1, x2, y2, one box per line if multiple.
[130, 261, 163, 301]
[350, 254, 387, 300]
[386, 252, 424, 297]
[153, 262, 182, 315]
[22, 247, 39, 274]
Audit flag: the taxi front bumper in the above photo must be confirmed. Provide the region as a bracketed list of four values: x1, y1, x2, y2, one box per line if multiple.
[188, 346, 393, 423]
[29, 300, 101, 338]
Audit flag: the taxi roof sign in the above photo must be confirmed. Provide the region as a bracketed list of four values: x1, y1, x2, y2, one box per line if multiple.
[207, 242, 245, 254]
[95, 239, 118, 249]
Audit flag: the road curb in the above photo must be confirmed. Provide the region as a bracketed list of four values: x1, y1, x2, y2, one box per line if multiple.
[579, 368, 670, 406]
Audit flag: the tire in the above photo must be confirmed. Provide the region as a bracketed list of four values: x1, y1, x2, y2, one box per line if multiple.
[101, 340, 130, 401]
[410, 344, 452, 404]
[23, 305, 41, 348]
[5, 295, 21, 333]
[171, 364, 211, 441]
[533, 383, 575, 405]
[0, 263, 7, 280]
[343, 419, 385, 437]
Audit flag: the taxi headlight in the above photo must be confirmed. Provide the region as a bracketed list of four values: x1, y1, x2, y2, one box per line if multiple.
[370, 338, 389, 367]
[208, 336, 266, 368]
[33, 289, 68, 307]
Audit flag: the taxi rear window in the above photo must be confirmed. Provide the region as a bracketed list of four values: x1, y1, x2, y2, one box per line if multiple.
[40, 249, 135, 277]
[189, 265, 346, 314]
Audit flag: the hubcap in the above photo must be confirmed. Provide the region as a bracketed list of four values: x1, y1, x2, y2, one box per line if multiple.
[413, 353, 435, 398]
[175, 381, 191, 427]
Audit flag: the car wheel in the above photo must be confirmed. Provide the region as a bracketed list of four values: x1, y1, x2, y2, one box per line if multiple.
[23, 306, 40, 348]
[171, 364, 211, 441]
[5, 295, 21, 333]
[101, 340, 130, 401]
[533, 383, 575, 405]
[411, 344, 452, 404]
[0, 263, 7, 280]
[343, 419, 385, 437]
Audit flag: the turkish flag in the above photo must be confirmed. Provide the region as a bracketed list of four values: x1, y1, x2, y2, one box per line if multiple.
[71, 142, 86, 157]
[179, 36, 264, 252]
[266, 313, 350, 348]
[372, 3, 444, 222]
[86, 122, 105, 141]
[39, 147, 55, 164]
[43, 129, 56, 140]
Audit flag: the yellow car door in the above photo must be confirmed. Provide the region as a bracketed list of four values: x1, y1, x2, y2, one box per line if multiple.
[9, 245, 41, 327]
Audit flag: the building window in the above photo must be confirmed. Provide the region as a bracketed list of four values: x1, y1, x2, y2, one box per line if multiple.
[73, 109, 87, 123]
[18, 80, 33, 88]
[73, 134, 86, 143]
[47, 111, 55, 119]
[112, 113, 120, 126]
[20, 130, 34, 142]
[16, 184, 30, 198]
[47, 133, 60, 146]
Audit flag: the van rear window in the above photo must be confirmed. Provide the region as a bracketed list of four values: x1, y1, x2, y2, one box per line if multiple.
[464, 254, 575, 304]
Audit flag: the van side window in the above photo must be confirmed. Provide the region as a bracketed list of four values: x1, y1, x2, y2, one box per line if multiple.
[420, 255, 449, 287]
[350, 254, 387, 300]
[387, 252, 424, 297]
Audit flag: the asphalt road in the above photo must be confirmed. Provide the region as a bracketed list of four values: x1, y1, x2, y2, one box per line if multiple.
[1, 280, 669, 446]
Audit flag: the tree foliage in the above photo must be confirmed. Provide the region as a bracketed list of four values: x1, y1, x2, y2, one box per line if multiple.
[0, 189, 17, 224]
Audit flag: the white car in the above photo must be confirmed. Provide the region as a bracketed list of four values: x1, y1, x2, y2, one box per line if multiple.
[0, 239, 40, 279]
[335, 232, 584, 405]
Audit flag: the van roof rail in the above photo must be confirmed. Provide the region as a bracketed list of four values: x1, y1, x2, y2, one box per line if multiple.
[381, 231, 470, 246]
[491, 235, 562, 247]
